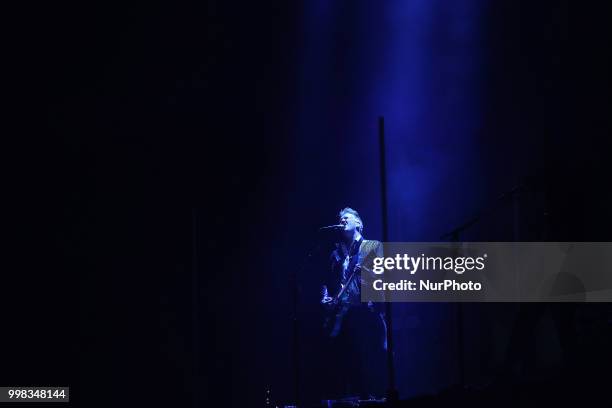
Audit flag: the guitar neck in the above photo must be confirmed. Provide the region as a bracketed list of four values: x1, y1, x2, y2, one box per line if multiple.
[334, 265, 360, 301]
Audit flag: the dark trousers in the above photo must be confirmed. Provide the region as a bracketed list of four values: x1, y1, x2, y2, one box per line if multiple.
[326, 304, 387, 399]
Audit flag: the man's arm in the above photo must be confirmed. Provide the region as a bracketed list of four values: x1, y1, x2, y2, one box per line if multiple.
[321, 250, 340, 304]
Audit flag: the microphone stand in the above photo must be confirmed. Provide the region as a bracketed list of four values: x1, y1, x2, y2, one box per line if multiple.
[378, 117, 398, 405]
[291, 230, 337, 407]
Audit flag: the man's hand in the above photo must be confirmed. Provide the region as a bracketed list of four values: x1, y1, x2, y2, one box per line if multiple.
[321, 295, 334, 305]
[321, 285, 333, 305]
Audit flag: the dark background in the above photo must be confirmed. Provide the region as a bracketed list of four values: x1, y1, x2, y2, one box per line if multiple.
[9, 0, 612, 407]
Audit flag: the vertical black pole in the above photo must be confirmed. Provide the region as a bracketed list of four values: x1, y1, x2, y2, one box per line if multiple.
[379, 117, 398, 404]
[451, 232, 465, 390]
[512, 189, 520, 241]
[192, 208, 200, 408]
[292, 270, 300, 407]
[456, 304, 465, 389]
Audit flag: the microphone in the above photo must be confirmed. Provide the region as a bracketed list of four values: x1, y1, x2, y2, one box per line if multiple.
[319, 224, 344, 231]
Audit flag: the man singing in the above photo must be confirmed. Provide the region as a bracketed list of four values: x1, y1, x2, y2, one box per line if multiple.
[321, 207, 386, 400]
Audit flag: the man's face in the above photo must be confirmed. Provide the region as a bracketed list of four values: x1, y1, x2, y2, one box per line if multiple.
[339, 212, 361, 234]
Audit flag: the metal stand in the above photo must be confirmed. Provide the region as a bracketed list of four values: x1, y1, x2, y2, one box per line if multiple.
[292, 237, 331, 407]
[378, 117, 398, 405]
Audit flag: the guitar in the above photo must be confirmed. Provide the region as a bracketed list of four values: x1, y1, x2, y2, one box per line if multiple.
[322, 264, 362, 337]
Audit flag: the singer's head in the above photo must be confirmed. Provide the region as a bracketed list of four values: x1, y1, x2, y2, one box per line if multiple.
[339, 207, 363, 240]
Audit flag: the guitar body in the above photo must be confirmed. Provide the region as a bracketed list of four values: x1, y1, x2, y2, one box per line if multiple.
[322, 264, 361, 337]
[324, 301, 350, 337]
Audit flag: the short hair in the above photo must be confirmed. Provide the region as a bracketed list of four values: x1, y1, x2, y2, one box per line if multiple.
[339, 207, 364, 233]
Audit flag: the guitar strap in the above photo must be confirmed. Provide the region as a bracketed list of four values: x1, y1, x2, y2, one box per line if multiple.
[341, 238, 363, 300]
